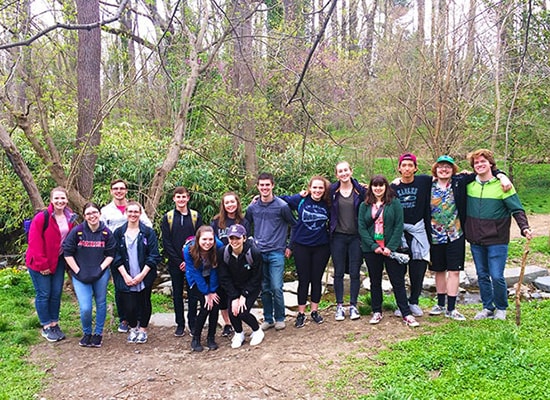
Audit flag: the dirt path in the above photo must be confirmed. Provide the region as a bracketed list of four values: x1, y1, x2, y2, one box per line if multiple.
[30, 214, 549, 399]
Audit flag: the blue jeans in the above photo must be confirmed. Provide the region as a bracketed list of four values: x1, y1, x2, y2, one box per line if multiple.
[72, 269, 111, 335]
[470, 244, 509, 311]
[330, 233, 362, 305]
[261, 251, 286, 323]
[28, 256, 66, 326]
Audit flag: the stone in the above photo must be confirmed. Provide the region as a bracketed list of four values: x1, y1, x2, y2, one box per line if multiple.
[283, 281, 299, 294]
[149, 313, 176, 327]
[533, 276, 550, 292]
[504, 265, 548, 287]
[283, 291, 299, 308]
[362, 277, 393, 292]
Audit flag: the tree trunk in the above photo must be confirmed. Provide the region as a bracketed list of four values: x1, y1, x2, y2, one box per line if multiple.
[72, 0, 102, 198]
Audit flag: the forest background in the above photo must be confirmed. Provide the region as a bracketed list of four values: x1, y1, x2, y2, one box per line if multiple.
[1, 0, 550, 255]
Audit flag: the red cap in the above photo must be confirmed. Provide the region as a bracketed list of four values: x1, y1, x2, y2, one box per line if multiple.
[398, 153, 417, 166]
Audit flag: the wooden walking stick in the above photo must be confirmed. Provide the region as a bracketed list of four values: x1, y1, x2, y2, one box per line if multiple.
[515, 238, 531, 326]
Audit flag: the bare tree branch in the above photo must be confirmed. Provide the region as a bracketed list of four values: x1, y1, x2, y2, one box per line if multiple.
[0, 0, 130, 50]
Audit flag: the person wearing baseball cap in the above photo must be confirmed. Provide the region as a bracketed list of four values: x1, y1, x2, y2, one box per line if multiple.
[218, 224, 264, 348]
[391, 153, 433, 318]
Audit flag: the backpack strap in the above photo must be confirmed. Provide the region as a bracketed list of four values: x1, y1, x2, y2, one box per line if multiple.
[167, 209, 197, 232]
[223, 245, 254, 266]
[166, 209, 175, 232]
[190, 209, 198, 230]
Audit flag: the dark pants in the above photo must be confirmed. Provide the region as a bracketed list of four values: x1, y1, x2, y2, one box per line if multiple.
[364, 253, 411, 317]
[330, 233, 362, 305]
[293, 243, 331, 305]
[169, 265, 199, 331]
[228, 290, 261, 333]
[190, 285, 219, 339]
[115, 290, 126, 323]
[118, 286, 153, 329]
[407, 259, 428, 305]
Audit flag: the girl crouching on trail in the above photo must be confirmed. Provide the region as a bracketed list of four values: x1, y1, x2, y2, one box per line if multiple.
[185, 225, 221, 352]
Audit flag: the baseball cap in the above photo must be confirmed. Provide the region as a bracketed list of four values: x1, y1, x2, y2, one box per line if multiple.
[398, 153, 417, 166]
[436, 155, 455, 165]
[227, 224, 247, 238]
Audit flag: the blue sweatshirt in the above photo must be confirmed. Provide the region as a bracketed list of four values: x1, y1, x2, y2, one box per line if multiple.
[280, 194, 330, 247]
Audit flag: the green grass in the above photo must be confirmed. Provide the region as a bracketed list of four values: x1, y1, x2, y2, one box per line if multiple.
[327, 300, 550, 400]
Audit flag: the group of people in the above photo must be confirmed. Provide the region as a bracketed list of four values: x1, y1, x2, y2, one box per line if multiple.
[25, 148, 532, 351]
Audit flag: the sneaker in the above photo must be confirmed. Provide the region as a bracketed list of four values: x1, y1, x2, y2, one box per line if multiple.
[394, 308, 403, 318]
[135, 331, 148, 344]
[494, 309, 507, 320]
[127, 328, 139, 343]
[41, 327, 58, 343]
[335, 305, 345, 321]
[295, 313, 306, 328]
[191, 337, 203, 352]
[409, 304, 424, 317]
[79, 334, 92, 347]
[349, 305, 360, 320]
[249, 329, 265, 346]
[206, 336, 218, 350]
[403, 315, 420, 327]
[174, 325, 185, 337]
[90, 334, 103, 348]
[310, 311, 324, 324]
[369, 312, 383, 325]
[231, 332, 245, 349]
[445, 309, 466, 321]
[261, 321, 275, 331]
[274, 321, 286, 331]
[429, 305, 446, 316]
[222, 325, 233, 337]
[51, 325, 66, 341]
[474, 308, 494, 320]
[118, 321, 129, 333]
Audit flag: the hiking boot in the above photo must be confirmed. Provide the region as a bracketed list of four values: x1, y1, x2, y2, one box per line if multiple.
[174, 325, 185, 337]
[90, 334, 103, 348]
[249, 329, 265, 346]
[349, 305, 360, 320]
[127, 328, 139, 343]
[118, 321, 129, 333]
[474, 308, 494, 320]
[222, 325, 233, 337]
[403, 315, 420, 327]
[335, 305, 345, 321]
[369, 312, 383, 325]
[409, 304, 424, 317]
[274, 321, 286, 331]
[261, 321, 275, 331]
[231, 332, 245, 349]
[295, 313, 306, 328]
[310, 311, 324, 324]
[41, 327, 58, 343]
[445, 309, 466, 321]
[429, 305, 446, 316]
[79, 334, 92, 347]
[135, 331, 148, 344]
[494, 309, 507, 320]
[191, 336, 203, 352]
[206, 336, 218, 350]
[51, 325, 65, 341]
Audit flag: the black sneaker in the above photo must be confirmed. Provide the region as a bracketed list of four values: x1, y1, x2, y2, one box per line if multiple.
[79, 334, 92, 347]
[311, 311, 324, 324]
[41, 327, 58, 342]
[174, 325, 185, 337]
[221, 325, 233, 337]
[90, 334, 103, 348]
[51, 325, 66, 341]
[191, 337, 203, 352]
[295, 313, 306, 328]
[207, 336, 218, 351]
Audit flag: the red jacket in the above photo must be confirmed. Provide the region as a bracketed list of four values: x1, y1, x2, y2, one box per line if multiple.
[26, 204, 77, 273]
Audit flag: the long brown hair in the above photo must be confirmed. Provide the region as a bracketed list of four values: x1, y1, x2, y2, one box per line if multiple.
[308, 176, 331, 207]
[212, 192, 245, 229]
[190, 225, 217, 268]
[364, 175, 395, 205]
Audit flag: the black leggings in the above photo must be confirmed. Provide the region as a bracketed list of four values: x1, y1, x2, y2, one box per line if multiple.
[190, 285, 220, 338]
[228, 290, 261, 333]
[293, 243, 331, 305]
[407, 259, 428, 305]
[118, 286, 152, 329]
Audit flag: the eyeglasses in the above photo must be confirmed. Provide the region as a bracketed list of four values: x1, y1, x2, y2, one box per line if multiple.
[84, 210, 99, 216]
[112, 186, 127, 191]
[437, 164, 453, 170]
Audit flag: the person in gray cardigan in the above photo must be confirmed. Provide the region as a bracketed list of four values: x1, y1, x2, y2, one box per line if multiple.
[358, 175, 419, 327]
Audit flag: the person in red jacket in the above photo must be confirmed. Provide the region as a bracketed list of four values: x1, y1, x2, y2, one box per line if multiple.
[26, 187, 77, 342]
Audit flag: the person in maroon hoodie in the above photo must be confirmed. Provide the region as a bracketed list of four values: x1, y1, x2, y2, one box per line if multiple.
[26, 187, 77, 342]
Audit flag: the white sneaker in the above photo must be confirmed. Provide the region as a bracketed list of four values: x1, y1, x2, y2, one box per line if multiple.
[231, 332, 245, 349]
[349, 305, 360, 320]
[249, 329, 265, 346]
[429, 305, 446, 315]
[474, 308, 494, 320]
[261, 321, 275, 331]
[394, 308, 403, 318]
[445, 309, 466, 321]
[369, 312, 383, 325]
[409, 304, 424, 317]
[494, 309, 507, 320]
[274, 321, 286, 330]
[335, 305, 345, 321]
[127, 328, 138, 343]
[403, 315, 420, 327]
